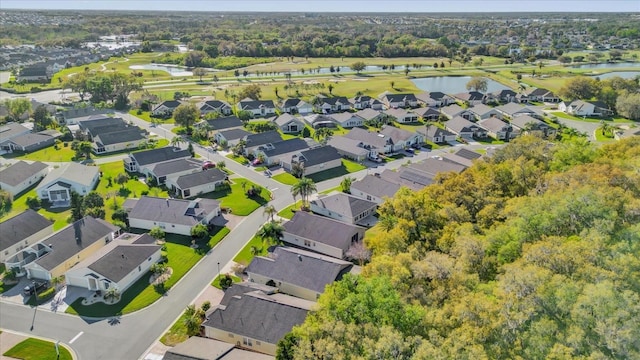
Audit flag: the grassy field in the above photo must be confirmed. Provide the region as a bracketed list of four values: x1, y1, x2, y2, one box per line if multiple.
[3, 338, 72, 360]
[233, 234, 269, 265]
[7, 145, 76, 162]
[200, 179, 270, 216]
[307, 159, 367, 183]
[550, 111, 633, 124]
[0, 185, 71, 231]
[272, 172, 298, 185]
[66, 227, 229, 317]
[277, 200, 304, 220]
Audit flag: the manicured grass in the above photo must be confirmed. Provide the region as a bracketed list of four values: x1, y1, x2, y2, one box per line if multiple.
[211, 274, 241, 289]
[128, 109, 175, 124]
[307, 159, 367, 183]
[233, 235, 269, 265]
[594, 129, 616, 142]
[277, 200, 304, 220]
[0, 185, 71, 231]
[0, 279, 18, 293]
[201, 180, 270, 216]
[160, 311, 190, 346]
[3, 338, 72, 360]
[320, 186, 341, 195]
[225, 153, 249, 165]
[272, 172, 299, 185]
[66, 227, 229, 317]
[475, 138, 505, 145]
[550, 111, 632, 124]
[8, 145, 76, 162]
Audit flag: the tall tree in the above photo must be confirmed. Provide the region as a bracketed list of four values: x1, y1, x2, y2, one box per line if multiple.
[238, 84, 262, 101]
[173, 103, 200, 134]
[466, 77, 488, 92]
[263, 204, 277, 223]
[559, 76, 601, 101]
[32, 105, 52, 131]
[291, 177, 317, 209]
[2, 98, 31, 121]
[350, 61, 366, 74]
[192, 67, 207, 82]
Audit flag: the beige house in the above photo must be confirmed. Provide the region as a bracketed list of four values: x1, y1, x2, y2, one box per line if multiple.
[0, 210, 53, 264]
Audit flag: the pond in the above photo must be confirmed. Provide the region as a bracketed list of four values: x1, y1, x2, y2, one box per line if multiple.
[590, 71, 640, 80]
[411, 76, 509, 94]
[570, 62, 639, 69]
[129, 64, 193, 77]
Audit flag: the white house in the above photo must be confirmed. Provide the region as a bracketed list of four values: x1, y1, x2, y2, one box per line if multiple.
[124, 196, 221, 236]
[0, 161, 48, 196]
[310, 192, 378, 226]
[313, 96, 352, 113]
[92, 127, 147, 154]
[166, 168, 228, 199]
[151, 100, 182, 116]
[123, 146, 192, 175]
[197, 100, 232, 116]
[417, 125, 457, 143]
[446, 116, 488, 139]
[0, 210, 53, 264]
[479, 117, 518, 140]
[36, 162, 100, 206]
[559, 100, 612, 117]
[331, 112, 364, 128]
[273, 114, 306, 134]
[280, 98, 313, 115]
[380, 93, 418, 109]
[237, 99, 277, 118]
[350, 174, 402, 205]
[384, 108, 419, 123]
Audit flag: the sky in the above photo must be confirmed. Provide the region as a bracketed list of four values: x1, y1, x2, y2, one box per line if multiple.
[2, 0, 639, 13]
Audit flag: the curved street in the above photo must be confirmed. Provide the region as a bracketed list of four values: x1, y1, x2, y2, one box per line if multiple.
[2, 91, 502, 359]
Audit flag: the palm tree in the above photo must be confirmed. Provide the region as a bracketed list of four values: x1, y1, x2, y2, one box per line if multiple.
[263, 204, 277, 222]
[327, 83, 334, 95]
[291, 177, 317, 210]
[314, 127, 334, 145]
[171, 136, 184, 149]
[257, 221, 284, 246]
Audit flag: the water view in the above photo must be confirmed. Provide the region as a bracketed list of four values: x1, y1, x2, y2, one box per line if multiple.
[411, 76, 509, 94]
[591, 71, 640, 80]
[570, 61, 639, 69]
[129, 64, 193, 76]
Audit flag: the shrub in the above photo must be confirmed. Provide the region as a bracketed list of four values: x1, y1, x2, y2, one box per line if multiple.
[26, 196, 41, 210]
[37, 287, 56, 302]
[219, 274, 233, 290]
[201, 301, 211, 312]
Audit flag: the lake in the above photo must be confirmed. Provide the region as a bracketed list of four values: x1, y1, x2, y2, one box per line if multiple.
[591, 71, 640, 80]
[411, 76, 509, 94]
[129, 64, 193, 77]
[571, 62, 639, 69]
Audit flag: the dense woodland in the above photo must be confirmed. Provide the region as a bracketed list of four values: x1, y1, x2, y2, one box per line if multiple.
[2, 11, 639, 59]
[277, 136, 640, 359]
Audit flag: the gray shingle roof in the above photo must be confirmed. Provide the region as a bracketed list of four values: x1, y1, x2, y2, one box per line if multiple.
[239, 100, 275, 110]
[87, 244, 161, 282]
[274, 113, 303, 126]
[408, 157, 467, 176]
[419, 125, 455, 139]
[94, 127, 145, 146]
[282, 98, 302, 108]
[204, 116, 244, 130]
[446, 116, 480, 134]
[37, 162, 99, 189]
[0, 123, 30, 141]
[283, 211, 365, 250]
[344, 128, 392, 148]
[35, 217, 120, 270]
[311, 193, 377, 219]
[509, 115, 545, 129]
[7, 133, 55, 148]
[478, 117, 510, 133]
[453, 148, 483, 160]
[326, 137, 369, 157]
[127, 196, 220, 227]
[0, 160, 48, 187]
[78, 117, 128, 134]
[0, 210, 52, 252]
[298, 145, 341, 167]
[203, 288, 311, 344]
[245, 131, 283, 148]
[260, 138, 309, 157]
[383, 93, 418, 103]
[130, 147, 192, 166]
[247, 246, 352, 293]
[380, 125, 416, 143]
[174, 168, 227, 189]
[219, 128, 251, 141]
[355, 108, 382, 121]
[351, 174, 401, 199]
[162, 337, 235, 360]
[151, 158, 202, 177]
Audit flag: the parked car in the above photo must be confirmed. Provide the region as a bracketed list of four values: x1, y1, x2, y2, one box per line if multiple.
[23, 281, 49, 296]
[202, 161, 216, 170]
[405, 148, 415, 154]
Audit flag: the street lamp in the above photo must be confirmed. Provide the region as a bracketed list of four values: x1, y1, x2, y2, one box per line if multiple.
[217, 262, 221, 281]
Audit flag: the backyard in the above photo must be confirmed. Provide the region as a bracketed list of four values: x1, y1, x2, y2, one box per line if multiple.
[307, 159, 367, 183]
[66, 226, 230, 317]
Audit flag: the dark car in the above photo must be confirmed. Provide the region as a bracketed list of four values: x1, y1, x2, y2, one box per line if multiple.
[23, 281, 48, 296]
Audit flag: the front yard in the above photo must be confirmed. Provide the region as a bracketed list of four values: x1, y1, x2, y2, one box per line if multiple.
[307, 159, 367, 182]
[200, 179, 270, 216]
[233, 234, 269, 265]
[3, 338, 72, 360]
[277, 200, 304, 220]
[66, 227, 230, 317]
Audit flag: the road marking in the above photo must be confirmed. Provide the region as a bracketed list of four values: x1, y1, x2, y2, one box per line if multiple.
[271, 188, 279, 191]
[69, 331, 84, 344]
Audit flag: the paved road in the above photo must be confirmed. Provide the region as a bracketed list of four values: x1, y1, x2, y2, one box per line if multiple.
[0, 106, 500, 359]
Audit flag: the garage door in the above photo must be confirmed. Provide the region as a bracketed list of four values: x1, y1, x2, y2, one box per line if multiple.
[27, 268, 50, 281]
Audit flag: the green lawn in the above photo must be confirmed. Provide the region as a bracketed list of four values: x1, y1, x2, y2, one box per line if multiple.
[159, 311, 190, 346]
[7, 145, 75, 162]
[594, 129, 616, 142]
[307, 159, 366, 183]
[0, 278, 18, 293]
[211, 274, 242, 289]
[225, 153, 249, 165]
[66, 227, 229, 317]
[272, 172, 299, 185]
[128, 109, 175, 124]
[277, 200, 304, 220]
[475, 138, 505, 145]
[233, 235, 269, 265]
[550, 111, 632, 124]
[3, 338, 72, 360]
[201, 180, 270, 216]
[0, 185, 71, 231]
[320, 186, 341, 194]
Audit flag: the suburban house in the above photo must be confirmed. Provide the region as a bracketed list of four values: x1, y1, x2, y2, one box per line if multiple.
[78, 116, 129, 139]
[344, 127, 393, 156]
[56, 108, 112, 125]
[0, 123, 32, 153]
[331, 112, 364, 128]
[237, 99, 277, 118]
[124, 196, 221, 236]
[162, 337, 274, 360]
[355, 108, 386, 124]
[416, 91, 455, 107]
[0, 160, 48, 196]
[198, 116, 244, 136]
[215, 129, 252, 147]
[166, 168, 228, 199]
[313, 96, 352, 113]
[282, 146, 342, 176]
[509, 115, 557, 138]
[524, 88, 561, 103]
[202, 283, 314, 356]
[246, 246, 353, 301]
[384, 108, 419, 123]
[310, 192, 378, 226]
[123, 146, 192, 174]
[244, 131, 284, 156]
[280, 98, 313, 115]
[489, 89, 517, 103]
[36, 162, 100, 205]
[17, 66, 49, 82]
[559, 100, 613, 117]
[445, 148, 483, 167]
[418, 124, 457, 143]
[379, 125, 424, 151]
[469, 104, 503, 120]
[65, 233, 161, 294]
[414, 107, 441, 121]
[92, 127, 147, 154]
[327, 136, 370, 162]
[379, 167, 433, 191]
[350, 95, 384, 110]
[479, 117, 518, 140]
[440, 104, 475, 121]
[350, 174, 402, 204]
[146, 158, 202, 185]
[302, 114, 339, 129]
[273, 114, 305, 134]
[0, 210, 53, 264]
[380, 93, 418, 109]
[152, 100, 182, 116]
[252, 138, 311, 166]
[0, 130, 62, 153]
[20, 216, 120, 280]
[496, 103, 544, 119]
[446, 116, 488, 139]
[198, 100, 233, 116]
[452, 91, 486, 106]
[282, 211, 366, 259]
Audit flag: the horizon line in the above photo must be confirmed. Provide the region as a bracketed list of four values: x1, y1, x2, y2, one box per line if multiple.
[2, 8, 639, 13]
